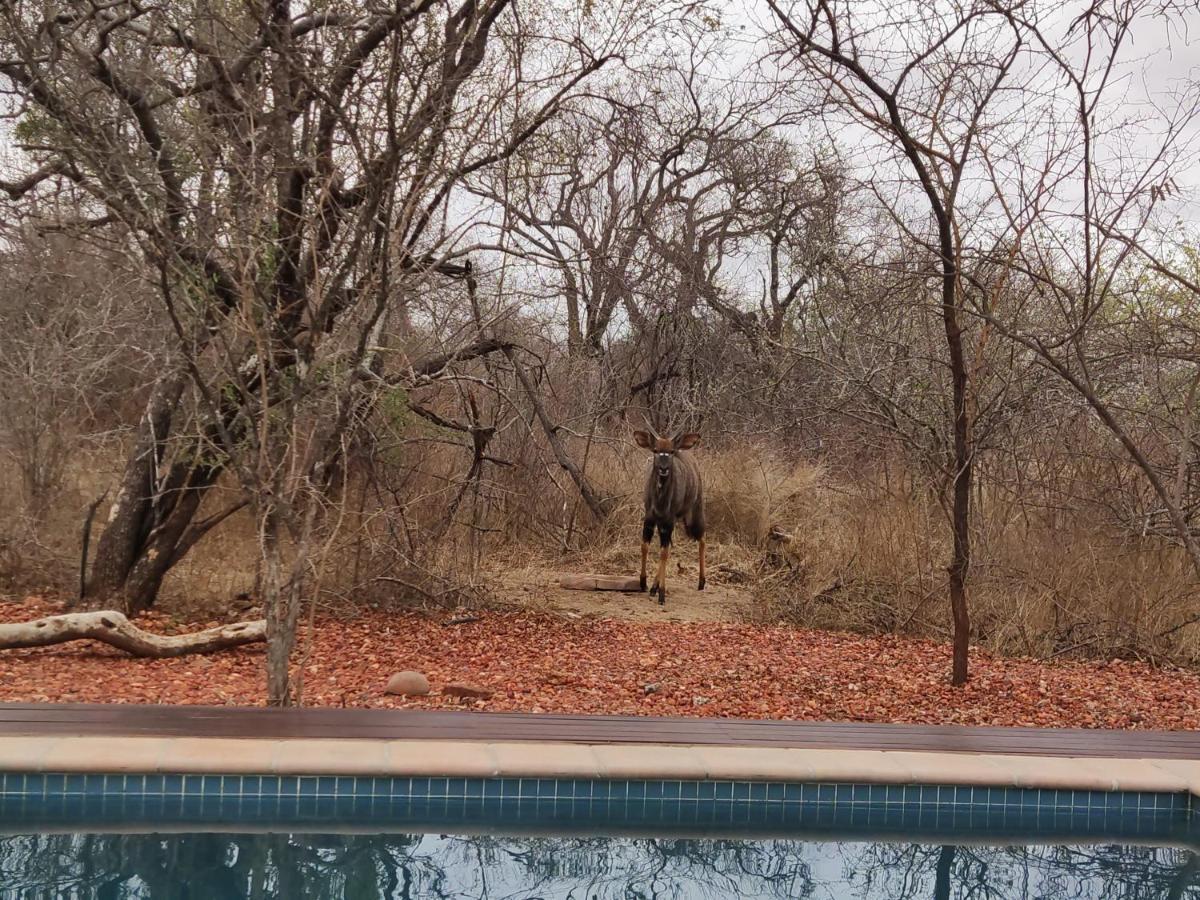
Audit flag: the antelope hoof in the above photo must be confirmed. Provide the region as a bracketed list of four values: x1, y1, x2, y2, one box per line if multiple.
[657, 586, 666, 605]
[639, 575, 647, 592]
[698, 576, 706, 591]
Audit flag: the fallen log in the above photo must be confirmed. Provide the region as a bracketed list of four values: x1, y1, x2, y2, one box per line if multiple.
[557, 574, 643, 592]
[0, 610, 267, 657]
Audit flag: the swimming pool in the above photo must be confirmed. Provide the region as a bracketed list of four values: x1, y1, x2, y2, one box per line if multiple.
[2, 831, 1198, 898]
[5, 706, 1200, 896]
[3, 771, 1199, 897]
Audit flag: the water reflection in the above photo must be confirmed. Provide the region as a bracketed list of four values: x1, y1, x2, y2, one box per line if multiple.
[1, 832, 1197, 899]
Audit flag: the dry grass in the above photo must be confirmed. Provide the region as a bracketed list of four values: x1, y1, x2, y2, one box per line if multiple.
[4, 437, 1199, 667]
[735, 458, 1200, 666]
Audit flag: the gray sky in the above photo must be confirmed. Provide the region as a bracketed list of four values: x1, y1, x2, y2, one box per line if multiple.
[3, 0, 1198, 277]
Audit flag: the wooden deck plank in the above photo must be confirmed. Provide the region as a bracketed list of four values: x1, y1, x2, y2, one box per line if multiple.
[0, 703, 1198, 759]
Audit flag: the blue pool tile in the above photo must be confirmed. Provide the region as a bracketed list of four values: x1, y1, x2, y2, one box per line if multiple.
[403, 777, 427, 798]
[3, 769, 1196, 842]
[763, 803, 786, 826]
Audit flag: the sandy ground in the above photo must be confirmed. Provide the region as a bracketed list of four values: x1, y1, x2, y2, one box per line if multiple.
[487, 559, 753, 624]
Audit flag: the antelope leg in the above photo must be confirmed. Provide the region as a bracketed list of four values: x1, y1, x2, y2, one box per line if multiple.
[698, 537, 706, 591]
[655, 545, 669, 605]
[640, 519, 654, 592]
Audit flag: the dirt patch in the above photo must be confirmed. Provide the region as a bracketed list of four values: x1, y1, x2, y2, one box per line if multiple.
[483, 542, 756, 624]
[488, 567, 750, 623]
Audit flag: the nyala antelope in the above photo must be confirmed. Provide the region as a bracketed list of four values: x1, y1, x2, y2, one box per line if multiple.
[633, 429, 706, 605]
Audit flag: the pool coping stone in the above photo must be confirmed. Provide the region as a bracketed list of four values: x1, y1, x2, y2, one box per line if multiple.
[1, 735, 1197, 796]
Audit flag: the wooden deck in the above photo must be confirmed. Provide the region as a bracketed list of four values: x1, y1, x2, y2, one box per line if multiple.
[1, 703, 1198, 760]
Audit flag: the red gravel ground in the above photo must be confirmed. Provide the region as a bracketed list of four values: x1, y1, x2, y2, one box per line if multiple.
[2, 596, 1198, 729]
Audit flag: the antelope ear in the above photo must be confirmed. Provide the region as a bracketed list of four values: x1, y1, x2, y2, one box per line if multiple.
[633, 430, 654, 449]
[673, 432, 701, 450]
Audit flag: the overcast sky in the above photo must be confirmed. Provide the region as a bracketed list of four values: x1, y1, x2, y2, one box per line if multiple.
[3, 0, 1198, 268]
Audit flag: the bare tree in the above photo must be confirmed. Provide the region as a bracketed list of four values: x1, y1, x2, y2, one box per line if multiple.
[0, 0, 645, 702]
[767, 0, 1024, 683]
[0, 224, 153, 521]
[969, 0, 1200, 582]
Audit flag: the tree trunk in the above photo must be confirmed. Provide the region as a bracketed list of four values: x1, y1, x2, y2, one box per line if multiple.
[120, 464, 224, 614]
[0, 610, 265, 656]
[1167, 851, 1199, 900]
[84, 372, 184, 605]
[262, 496, 320, 707]
[261, 510, 298, 707]
[934, 845, 955, 900]
[940, 228, 972, 686]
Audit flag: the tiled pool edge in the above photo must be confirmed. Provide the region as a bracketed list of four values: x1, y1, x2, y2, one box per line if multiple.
[0, 736, 1198, 795]
[1, 772, 1194, 844]
[4, 738, 1200, 841]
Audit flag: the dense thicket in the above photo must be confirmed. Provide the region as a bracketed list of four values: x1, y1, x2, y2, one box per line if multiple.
[2, 0, 1199, 697]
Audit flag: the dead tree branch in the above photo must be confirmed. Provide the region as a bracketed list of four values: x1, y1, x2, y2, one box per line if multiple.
[0, 611, 266, 657]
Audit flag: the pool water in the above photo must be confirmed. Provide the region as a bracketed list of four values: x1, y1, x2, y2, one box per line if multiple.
[2, 832, 1198, 899]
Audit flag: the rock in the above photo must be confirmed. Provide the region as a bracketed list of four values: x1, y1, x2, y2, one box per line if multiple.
[385, 671, 431, 696]
[642, 682, 661, 695]
[444, 682, 493, 699]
